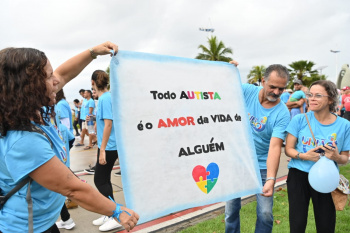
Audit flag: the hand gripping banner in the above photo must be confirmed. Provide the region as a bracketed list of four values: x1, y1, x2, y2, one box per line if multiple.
[109, 51, 262, 223]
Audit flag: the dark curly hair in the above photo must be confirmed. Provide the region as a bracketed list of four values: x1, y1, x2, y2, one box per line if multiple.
[0, 47, 54, 137]
[91, 70, 109, 91]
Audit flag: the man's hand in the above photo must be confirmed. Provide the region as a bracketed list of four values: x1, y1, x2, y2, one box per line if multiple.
[261, 180, 274, 197]
[229, 60, 239, 66]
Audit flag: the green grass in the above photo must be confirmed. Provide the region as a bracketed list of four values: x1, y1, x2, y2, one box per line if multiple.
[179, 163, 350, 233]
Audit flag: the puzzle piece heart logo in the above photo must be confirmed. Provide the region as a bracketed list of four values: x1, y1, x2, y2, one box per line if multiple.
[192, 162, 219, 194]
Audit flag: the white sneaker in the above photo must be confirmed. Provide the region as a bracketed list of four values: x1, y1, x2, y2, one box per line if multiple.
[92, 215, 109, 226]
[56, 218, 76, 229]
[99, 218, 122, 231]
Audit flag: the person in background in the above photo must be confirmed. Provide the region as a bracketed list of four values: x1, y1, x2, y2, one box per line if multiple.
[73, 99, 81, 136]
[0, 41, 139, 233]
[55, 90, 73, 134]
[337, 86, 350, 120]
[76, 90, 95, 149]
[83, 89, 99, 175]
[78, 89, 85, 135]
[285, 80, 350, 233]
[286, 80, 306, 118]
[225, 62, 290, 233]
[89, 70, 121, 231]
[280, 89, 293, 104]
[54, 89, 77, 230]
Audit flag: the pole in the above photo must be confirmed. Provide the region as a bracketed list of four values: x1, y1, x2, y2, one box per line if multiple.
[330, 50, 340, 82]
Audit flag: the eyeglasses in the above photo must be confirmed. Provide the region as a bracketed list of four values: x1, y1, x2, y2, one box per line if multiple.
[306, 93, 329, 99]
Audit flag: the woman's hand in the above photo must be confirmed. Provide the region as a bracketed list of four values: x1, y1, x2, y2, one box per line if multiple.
[116, 206, 140, 232]
[322, 142, 339, 161]
[92, 41, 118, 57]
[99, 150, 107, 165]
[302, 147, 323, 162]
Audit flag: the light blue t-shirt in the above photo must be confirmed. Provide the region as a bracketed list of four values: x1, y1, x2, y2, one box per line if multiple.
[74, 106, 79, 117]
[82, 98, 95, 120]
[80, 98, 87, 120]
[0, 121, 67, 232]
[290, 90, 306, 118]
[97, 92, 117, 150]
[242, 84, 290, 169]
[286, 111, 350, 173]
[290, 90, 305, 100]
[56, 99, 73, 134]
[280, 92, 291, 104]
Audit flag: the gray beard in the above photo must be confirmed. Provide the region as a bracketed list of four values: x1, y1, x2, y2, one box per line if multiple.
[267, 96, 278, 102]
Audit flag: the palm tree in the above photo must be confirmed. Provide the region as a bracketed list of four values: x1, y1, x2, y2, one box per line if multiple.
[195, 36, 233, 62]
[247, 65, 266, 85]
[288, 60, 318, 87]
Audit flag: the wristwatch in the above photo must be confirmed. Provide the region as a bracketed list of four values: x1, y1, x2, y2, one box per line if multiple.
[266, 177, 276, 182]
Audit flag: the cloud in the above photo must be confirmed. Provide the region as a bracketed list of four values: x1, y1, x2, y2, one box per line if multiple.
[1, 0, 349, 100]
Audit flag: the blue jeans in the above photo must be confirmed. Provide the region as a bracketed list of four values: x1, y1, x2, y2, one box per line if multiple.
[225, 169, 273, 233]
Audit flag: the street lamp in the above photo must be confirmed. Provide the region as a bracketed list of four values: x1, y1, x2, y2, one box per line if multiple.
[315, 65, 328, 75]
[330, 50, 340, 81]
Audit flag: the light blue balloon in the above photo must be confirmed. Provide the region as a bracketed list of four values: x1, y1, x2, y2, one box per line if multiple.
[308, 156, 339, 193]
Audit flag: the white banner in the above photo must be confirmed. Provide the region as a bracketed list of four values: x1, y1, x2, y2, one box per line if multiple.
[109, 51, 262, 223]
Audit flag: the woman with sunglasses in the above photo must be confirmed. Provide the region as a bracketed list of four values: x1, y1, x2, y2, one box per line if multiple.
[285, 80, 350, 233]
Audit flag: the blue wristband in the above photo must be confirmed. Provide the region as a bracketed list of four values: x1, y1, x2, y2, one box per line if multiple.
[108, 196, 131, 222]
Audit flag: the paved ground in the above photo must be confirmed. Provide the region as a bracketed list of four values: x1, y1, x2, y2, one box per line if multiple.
[58, 135, 290, 233]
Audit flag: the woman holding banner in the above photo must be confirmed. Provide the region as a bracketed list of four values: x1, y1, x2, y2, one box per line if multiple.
[89, 69, 121, 231]
[285, 80, 350, 233]
[0, 42, 139, 232]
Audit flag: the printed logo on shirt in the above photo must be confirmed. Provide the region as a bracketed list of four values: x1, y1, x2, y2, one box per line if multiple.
[248, 113, 267, 132]
[344, 97, 350, 103]
[59, 146, 68, 163]
[301, 133, 337, 152]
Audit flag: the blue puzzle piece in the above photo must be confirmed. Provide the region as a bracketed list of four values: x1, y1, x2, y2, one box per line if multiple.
[207, 162, 219, 182]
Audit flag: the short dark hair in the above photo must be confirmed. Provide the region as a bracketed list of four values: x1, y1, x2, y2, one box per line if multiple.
[85, 90, 92, 97]
[264, 64, 290, 82]
[79, 89, 85, 93]
[73, 99, 80, 103]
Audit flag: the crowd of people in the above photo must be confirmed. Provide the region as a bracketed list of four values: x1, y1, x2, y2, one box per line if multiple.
[0, 42, 349, 233]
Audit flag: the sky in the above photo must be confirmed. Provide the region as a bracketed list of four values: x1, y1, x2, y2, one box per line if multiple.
[1, 0, 349, 101]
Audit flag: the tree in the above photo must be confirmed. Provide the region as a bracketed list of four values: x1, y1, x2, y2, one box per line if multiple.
[195, 36, 233, 62]
[247, 65, 266, 85]
[288, 60, 319, 87]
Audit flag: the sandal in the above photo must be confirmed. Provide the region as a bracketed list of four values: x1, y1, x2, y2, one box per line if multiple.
[84, 146, 92, 150]
[92, 141, 97, 146]
[75, 143, 84, 146]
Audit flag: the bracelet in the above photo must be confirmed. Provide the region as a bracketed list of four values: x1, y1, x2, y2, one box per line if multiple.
[296, 152, 301, 160]
[89, 48, 97, 59]
[266, 177, 276, 182]
[108, 196, 131, 222]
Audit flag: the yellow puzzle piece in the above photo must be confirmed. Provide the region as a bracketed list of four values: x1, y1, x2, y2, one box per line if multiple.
[196, 176, 208, 194]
